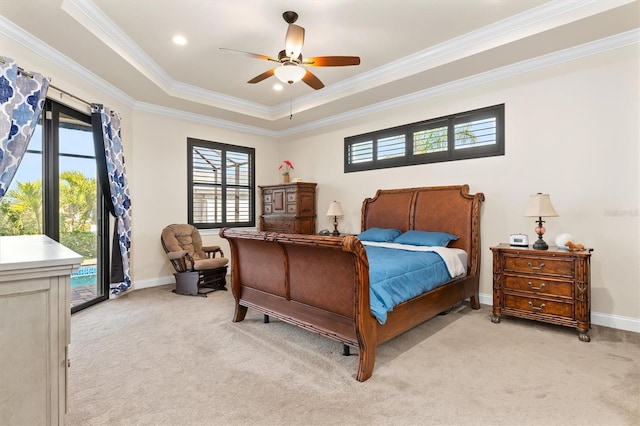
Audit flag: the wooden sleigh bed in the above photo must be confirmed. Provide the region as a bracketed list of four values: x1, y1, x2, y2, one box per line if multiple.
[220, 184, 484, 381]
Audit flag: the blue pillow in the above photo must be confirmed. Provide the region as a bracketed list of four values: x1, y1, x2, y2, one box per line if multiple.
[393, 230, 458, 247]
[357, 227, 402, 243]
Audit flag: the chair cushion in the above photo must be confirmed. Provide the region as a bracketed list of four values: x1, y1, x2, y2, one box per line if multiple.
[161, 223, 206, 259]
[193, 257, 228, 270]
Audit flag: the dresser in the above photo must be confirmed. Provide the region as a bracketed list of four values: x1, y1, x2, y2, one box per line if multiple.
[259, 182, 317, 234]
[0, 235, 82, 425]
[490, 244, 592, 341]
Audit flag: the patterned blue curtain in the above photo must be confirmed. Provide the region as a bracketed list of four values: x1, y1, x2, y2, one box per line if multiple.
[0, 57, 50, 200]
[91, 104, 132, 295]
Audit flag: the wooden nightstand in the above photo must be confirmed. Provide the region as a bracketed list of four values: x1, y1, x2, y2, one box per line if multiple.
[490, 244, 593, 342]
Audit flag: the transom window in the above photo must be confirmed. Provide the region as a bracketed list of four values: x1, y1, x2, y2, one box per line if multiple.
[187, 138, 255, 228]
[345, 104, 504, 172]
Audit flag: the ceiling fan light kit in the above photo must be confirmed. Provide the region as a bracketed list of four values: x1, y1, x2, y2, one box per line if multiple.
[274, 64, 306, 84]
[220, 10, 360, 90]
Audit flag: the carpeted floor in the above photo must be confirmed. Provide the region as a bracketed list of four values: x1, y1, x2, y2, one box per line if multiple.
[65, 285, 640, 426]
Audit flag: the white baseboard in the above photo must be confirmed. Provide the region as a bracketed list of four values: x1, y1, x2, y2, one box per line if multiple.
[590, 312, 640, 333]
[130, 280, 639, 333]
[133, 275, 175, 290]
[478, 293, 639, 333]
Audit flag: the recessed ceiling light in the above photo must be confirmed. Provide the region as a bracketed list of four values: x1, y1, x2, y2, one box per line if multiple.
[273, 83, 283, 91]
[172, 35, 187, 45]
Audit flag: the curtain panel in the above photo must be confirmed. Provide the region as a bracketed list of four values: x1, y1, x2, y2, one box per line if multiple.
[91, 104, 132, 295]
[0, 56, 50, 200]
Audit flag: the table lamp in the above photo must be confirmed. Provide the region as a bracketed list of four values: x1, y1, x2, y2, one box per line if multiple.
[524, 193, 558, 250]
[326, 201, 343, 236]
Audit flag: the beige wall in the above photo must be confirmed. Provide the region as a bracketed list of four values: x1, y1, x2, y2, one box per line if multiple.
[129, 111, 278, 287]
[283, 45, 640, 328]
[2, 35, 638, 330]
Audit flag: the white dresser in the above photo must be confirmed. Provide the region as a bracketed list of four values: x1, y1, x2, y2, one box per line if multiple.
[0, 235, 82, 425]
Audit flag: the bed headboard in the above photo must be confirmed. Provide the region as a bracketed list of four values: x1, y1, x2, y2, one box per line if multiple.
[360, 185, 484, 273]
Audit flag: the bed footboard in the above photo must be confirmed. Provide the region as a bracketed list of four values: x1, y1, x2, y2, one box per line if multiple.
[220, 229, 378, 381]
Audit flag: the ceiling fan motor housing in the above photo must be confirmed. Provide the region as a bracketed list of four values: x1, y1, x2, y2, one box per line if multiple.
[278, 50, 302, 64]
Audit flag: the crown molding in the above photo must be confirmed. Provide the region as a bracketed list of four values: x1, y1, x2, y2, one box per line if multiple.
[134, 102, 279, 138]
[0, 15, 273, 134]
[60, 0, 636, 121]
[273, 0, 636, 118]
[0, 14, 136, 108]
[278, 29, 640, 137]
[60, 0, 272, 119]
[1, 11, 637, 138]
[140, 29, 640, 138]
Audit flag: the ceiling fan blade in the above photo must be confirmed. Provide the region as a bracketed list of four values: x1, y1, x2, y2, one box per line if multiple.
[302, 70, 324, 90]
[285, 24, 305, 59]
[303, 56, 361, 67]
[219, 48, 279, 62]
[248, 69, 276, 84]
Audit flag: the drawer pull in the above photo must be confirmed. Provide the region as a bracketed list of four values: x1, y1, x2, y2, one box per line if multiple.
[527, 282, 546, 291]
[527, 261, 545, 270]
[528, 301, 546, 311]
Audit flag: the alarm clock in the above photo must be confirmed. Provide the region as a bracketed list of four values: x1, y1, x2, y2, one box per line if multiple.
[509, 233, 529, 247]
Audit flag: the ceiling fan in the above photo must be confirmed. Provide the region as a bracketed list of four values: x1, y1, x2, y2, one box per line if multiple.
[220, 11, 360, 90]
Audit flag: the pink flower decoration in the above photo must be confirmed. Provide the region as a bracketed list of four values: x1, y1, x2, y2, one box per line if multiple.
[278, 160, 294, 174]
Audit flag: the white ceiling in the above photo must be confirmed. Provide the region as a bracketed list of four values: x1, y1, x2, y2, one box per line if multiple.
[1, 0, 638, 136]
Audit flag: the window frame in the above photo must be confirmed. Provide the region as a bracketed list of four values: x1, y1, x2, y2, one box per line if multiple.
[344, 104, 504, 172]
[187, 137, 255, 229]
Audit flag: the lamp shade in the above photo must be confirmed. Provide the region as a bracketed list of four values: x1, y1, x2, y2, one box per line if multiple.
[326, 201, 343, 217]
[274, 65, 306, 84]
[524, 193, 558, 217]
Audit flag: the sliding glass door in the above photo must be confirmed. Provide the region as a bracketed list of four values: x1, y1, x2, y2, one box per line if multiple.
[0, 99, 109, 312]
[50, 101, 109, 311]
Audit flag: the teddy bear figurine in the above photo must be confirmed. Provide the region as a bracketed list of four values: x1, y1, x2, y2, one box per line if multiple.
[565, 240, 586, 251]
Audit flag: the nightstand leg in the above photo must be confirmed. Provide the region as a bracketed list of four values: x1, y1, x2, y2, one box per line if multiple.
[491, 314, 501, 324]
[577, 329, 590, 342]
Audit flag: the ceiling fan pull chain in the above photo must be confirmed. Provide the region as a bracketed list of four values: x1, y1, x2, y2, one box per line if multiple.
[290, 97, 293, 120]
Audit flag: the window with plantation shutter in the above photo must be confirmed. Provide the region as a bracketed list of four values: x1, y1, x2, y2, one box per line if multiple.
[345, 104, 504, 172]
[348, 140, 373, 164]
[345, 127, 408, 171]
[188, 138, 255, 228]
[378, 134, 405, 159]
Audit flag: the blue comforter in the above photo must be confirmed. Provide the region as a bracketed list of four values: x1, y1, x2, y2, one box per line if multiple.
[365, 245, 452, 324]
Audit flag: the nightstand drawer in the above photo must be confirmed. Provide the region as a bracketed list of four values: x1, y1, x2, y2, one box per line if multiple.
[504, 276, 573, 298]
[504, 255, 573, 277]
[504, 294, 573, 319]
